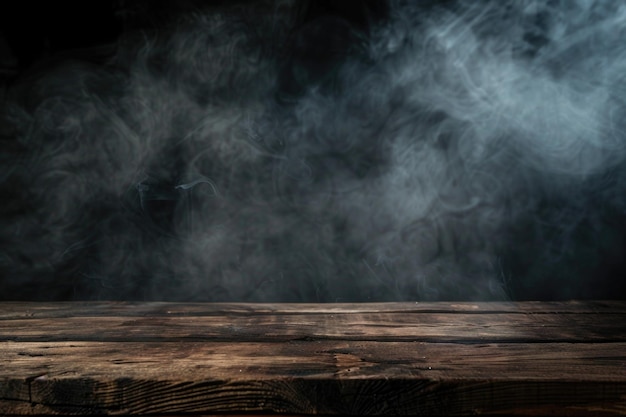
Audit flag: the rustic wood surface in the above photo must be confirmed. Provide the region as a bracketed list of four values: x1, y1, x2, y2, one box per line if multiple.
[0, 301, 625, 416]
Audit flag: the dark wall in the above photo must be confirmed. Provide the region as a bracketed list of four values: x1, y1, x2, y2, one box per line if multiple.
[1, 1, 625, 302]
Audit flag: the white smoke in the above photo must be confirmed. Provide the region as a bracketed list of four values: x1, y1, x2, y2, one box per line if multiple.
[2, 0, 626, 301]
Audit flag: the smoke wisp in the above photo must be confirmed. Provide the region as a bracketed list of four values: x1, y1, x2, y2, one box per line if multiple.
[2, 0, 626, 301]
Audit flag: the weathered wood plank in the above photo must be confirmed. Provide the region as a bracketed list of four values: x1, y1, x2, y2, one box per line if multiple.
[1, 300, 625, 319]
[1, 312, 624, 343]
[2, 378, 624, 416]
[2, 341, 625, 415]
[0, 302, 624, 416]
[2, 341, 625, 381]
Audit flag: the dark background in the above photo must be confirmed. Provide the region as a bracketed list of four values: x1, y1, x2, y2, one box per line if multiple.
[1, 1, 625, 301]
[0, 0, 390, 83]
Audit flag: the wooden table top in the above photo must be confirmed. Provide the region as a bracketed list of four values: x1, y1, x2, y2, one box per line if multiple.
[1, 301, 625, 416]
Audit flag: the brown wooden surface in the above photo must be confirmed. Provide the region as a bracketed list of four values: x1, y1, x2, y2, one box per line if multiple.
[0, 301, 625, 416]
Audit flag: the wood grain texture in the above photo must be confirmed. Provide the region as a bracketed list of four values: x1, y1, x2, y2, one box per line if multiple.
[0, 301, 625, 416]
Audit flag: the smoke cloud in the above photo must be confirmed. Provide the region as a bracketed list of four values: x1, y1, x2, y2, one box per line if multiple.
[2, 0, 626, 301]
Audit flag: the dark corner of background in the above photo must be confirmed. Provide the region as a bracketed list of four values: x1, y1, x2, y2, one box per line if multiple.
[0, 0, 389, 79]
